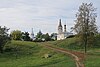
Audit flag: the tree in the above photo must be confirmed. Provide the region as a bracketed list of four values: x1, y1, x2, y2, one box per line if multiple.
[50, 33, 57, 40]
[11, 30, 22, 40]
[95, 33, 100, 47]
[34, 31, 43, 42]
[35, 31, 51, 42]
[21, 32, 30, 41]
[44, 33, 51, 41]
[73, 3, 98, 53]
[0, 26, 11, 53]
[36, 30, 42, 39]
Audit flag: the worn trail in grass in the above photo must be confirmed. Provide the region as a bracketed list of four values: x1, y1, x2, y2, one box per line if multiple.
[39, 42, 85, 67]
[46, 37, 100, 67]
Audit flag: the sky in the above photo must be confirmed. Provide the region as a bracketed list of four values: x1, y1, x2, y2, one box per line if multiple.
[0, 0, 100, 35]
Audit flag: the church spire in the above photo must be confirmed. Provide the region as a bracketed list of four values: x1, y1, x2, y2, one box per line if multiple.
[64, 24, 66, 32]
[58, 19, 62, 27]
[31, 28, 34, 34]
[64, 21, 67, 32]
[31, 28, 34, 40]
[58, 19, 63, 34]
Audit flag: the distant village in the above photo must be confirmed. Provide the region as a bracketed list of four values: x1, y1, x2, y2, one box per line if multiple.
[9, 19, 73, 42]
[30, 19, 73, 41]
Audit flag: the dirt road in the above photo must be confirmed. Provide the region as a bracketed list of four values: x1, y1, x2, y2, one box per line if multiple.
[39, 43, 85, 67]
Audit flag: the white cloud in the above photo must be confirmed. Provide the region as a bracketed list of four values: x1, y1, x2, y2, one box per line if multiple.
[0, 0, 100, 34]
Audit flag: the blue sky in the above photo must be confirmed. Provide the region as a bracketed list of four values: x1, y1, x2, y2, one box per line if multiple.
[0, 0, 100, 34]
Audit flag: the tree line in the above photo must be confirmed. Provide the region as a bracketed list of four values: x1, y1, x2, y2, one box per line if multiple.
[10, 30, 57, 42]
[0, 28, 57, 53]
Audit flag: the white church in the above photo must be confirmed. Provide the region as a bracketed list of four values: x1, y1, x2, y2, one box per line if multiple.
[57, 19, 73, 40]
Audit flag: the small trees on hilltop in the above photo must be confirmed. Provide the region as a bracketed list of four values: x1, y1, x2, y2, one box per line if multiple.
[11, 30, 22, 40]
[11, 30, 31, 41]
[0, 26, 11, 53]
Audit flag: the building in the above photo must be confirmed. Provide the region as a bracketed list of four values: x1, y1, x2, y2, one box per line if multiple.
[31, 28, 34, 40]
[57, 19, 73, 40]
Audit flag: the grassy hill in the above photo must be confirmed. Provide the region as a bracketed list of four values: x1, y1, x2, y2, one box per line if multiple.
[0, 37, 99, 67]
[47, 37, 84, 51]
[0, 41, 76, 67]
[47, 37, 100, 67]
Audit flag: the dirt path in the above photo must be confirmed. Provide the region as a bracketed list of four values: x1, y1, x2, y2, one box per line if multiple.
[39, 43, 85, 67]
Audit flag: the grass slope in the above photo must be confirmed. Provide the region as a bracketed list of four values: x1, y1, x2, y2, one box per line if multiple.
[0, 41, 76, 67]
[85, 48, 100, 67]
[47, 37, 84, 51]
[47, 37, 100, 67]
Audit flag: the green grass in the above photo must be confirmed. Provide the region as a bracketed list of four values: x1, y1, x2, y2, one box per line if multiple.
[0, 40, 76, 67]
[47, 37, 84, 51]
[84, 48, 100, 67]
[47, 37, 100, 67]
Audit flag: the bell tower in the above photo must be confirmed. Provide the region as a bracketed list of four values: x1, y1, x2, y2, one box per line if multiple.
[64, 24, 66, 32]
[58, 19, 63, 34]
[31, 28, 34, 40]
